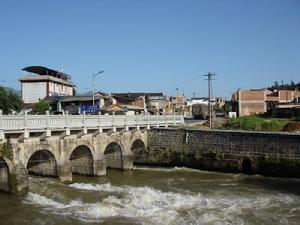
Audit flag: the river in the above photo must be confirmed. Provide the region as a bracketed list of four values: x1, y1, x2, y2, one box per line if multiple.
[0, 167, 300, 225]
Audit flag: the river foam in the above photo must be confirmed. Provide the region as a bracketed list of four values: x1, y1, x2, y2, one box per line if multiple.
[23, 182, 300, 225]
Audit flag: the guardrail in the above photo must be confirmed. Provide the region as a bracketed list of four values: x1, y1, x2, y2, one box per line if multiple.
[0, 110, 184, 131]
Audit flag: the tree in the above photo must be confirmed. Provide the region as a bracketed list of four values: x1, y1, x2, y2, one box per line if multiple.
[290, 80, 296, 89]
[223, 103, 232, 114]
[8, 91, 22, 113]
[32, 99, 50, 114]
[0, 86, 22, 114]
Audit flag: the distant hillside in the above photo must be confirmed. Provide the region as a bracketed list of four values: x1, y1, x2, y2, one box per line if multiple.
[77, 91, 93, 96]
[1, 86, 21, 96]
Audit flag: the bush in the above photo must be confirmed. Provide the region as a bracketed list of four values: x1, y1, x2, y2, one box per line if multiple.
[32, 99, 50, 115]
[294, 116, 300, 121]
[221, 116, 287, 132]
[0, 86, 22, 114]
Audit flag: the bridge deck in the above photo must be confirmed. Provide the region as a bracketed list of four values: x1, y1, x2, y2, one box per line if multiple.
[0, 112, 184, 138]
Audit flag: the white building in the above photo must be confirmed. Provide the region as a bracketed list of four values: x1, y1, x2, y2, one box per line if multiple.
[19, 66, 75, 104]
[187, 97, 215, 107]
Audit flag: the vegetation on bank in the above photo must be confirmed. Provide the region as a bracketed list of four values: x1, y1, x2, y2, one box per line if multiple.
[32, 99, 50, 115]
[220, 116, 289, 132]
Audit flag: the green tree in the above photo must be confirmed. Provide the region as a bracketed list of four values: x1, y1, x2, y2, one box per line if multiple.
[222, 103, 232, 114]
[32, 99, 50, 114]
[8, 91, 22, 113]
[0, 86, 22, 114]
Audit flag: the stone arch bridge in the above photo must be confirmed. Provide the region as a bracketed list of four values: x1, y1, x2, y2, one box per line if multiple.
[0, 112, 183, 194]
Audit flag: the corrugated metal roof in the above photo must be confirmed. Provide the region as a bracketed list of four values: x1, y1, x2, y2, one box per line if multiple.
[22, 66, 71, 80]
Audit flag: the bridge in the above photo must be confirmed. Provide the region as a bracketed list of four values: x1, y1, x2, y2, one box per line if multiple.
[0, 110, 184, 194]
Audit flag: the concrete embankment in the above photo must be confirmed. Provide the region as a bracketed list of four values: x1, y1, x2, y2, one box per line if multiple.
[135, 128, 300, 178]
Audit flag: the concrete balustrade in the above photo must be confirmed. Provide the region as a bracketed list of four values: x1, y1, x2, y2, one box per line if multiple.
[0, 112, 183, 136]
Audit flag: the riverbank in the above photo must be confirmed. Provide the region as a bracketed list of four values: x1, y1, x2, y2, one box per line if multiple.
[135, 128, 300, 179]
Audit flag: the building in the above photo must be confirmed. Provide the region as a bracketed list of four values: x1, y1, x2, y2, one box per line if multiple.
[45, 95, 109, 114]
[215, 97, 226, 107]
[111, 92, 169, 114]
[170, 95, 185, 114]
[101, 104, 144, 115]
[145, 93, 169, 114]
[111, 93, 145, 108]
[233, 89, 294, 116]
[19, 66, 75, 104]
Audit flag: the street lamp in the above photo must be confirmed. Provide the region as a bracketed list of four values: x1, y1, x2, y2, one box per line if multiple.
[92, 70, 104, 108]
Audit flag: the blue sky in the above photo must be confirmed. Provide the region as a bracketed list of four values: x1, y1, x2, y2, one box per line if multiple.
[0, 0, 299, 98]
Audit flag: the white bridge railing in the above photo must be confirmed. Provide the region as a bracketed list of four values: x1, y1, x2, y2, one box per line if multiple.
[0, 111, 184, 131]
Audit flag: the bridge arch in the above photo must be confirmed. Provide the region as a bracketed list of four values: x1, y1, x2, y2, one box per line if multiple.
[104, 142, 123, 169]
[26, 149, 58, 177]
[69, 145, 94, 175]
[131, 139, 146, 164]
[0, 156, 11, 192]
[241, 158, 255, 175]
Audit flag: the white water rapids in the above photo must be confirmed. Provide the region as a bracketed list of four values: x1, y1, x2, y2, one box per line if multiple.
[23, 179, 300, 225]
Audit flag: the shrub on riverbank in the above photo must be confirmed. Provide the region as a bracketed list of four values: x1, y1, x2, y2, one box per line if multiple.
[221, 116, 288, 132]
[282, 121, 300, 132]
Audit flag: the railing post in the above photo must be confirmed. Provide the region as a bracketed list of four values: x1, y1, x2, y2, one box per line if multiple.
[112, 112, 116, 132]
[156, 113, 159, 127]
[147, 113, 150, 130]
[23, 111, 28, 129]
[124, 115, 129, 131]
[23, 111, 29, 138]
[82, 111, 86, 127]
[46, 110, 50, 127]
[135, 114, 140, 130]
[45, 111, 51, 137]
[98, 112, 102, 133]
[65, 111, 70, 128]
[81, 111, 87, 134]
[173, 112, 176, 126]
[164, 114, 168, 128]
[66, 111, 71, 135]
[0, 110, 4, 139]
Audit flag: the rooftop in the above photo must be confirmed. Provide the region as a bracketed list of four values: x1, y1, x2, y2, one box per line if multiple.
[19, 75, 75, 86]
[22, 66, 71, 80]
[112, 92, 163, 101]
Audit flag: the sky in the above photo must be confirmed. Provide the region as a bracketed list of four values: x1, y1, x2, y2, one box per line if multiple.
[0, 0, 299, 98]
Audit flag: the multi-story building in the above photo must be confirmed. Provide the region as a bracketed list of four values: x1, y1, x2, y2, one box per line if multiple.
[170, 95, 185, 114]
[233, 89, 294, 116]
[215, 97, 226, 107]
[111, 92, 169, 114]
[19, 66, 75, 104]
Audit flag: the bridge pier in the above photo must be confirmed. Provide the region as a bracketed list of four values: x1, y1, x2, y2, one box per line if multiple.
[58, 161, 72, 183]
[93, 156, 106, 176]
[8, 163, 28, 195]
[122, 154, 133, 169]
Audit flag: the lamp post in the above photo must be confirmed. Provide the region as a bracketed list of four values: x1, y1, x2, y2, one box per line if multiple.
[92, 70, 104, 109]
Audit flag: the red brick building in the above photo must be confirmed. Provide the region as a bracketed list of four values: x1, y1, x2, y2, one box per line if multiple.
[233, 89, 294, 116]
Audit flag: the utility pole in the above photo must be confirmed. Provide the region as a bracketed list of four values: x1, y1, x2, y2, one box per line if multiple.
[203, 72, 216, 128]
[92, 70, 104, 110]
